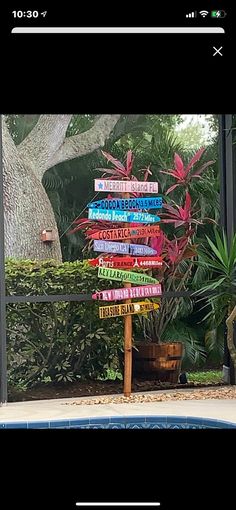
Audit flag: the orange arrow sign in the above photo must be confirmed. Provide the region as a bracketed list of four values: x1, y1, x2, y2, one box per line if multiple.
[88, 225, 160, 241]
[99, 301, 160, 319]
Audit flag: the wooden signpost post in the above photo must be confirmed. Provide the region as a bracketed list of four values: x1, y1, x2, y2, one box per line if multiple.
[82, 173, 162, 397]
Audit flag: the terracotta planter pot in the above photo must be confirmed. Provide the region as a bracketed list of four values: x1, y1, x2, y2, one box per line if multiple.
[132, 342, 184, 383]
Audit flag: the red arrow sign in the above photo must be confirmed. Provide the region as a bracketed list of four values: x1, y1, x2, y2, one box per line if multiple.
[88, 225, 160, 241]
[88, 256, 163, 269]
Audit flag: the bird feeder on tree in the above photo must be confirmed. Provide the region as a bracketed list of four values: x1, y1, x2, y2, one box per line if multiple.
[40, 228, 56, 242]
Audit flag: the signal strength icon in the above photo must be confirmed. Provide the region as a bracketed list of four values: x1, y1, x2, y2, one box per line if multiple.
[186, 11, 197, 18]
[199, 10, 209, 17]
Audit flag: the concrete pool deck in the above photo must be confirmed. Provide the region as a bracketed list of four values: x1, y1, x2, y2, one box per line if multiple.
[1, 387, 236, 424]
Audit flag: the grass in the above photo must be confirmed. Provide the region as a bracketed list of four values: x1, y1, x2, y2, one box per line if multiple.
[187, 370, 222, 384]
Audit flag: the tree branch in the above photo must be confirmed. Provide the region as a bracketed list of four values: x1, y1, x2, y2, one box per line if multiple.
[18, 114, 73, 179]
[49, 114, 121, 169]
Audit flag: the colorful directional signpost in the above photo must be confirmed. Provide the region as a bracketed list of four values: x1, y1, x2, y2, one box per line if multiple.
[81, 169, 163, 397]
[99, 302, 160, 319]
[88, 256, 163, 269]
[88, 208, 160, 223]
[92, 284, 162, 301]
[94, 179, 158, 193]
[88, 225, 160, 241]
[98, 266, 158, 285]
[88, 196, 162, 210]
[93, 240, 158, 256]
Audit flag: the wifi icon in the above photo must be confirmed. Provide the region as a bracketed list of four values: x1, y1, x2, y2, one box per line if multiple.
[199, 10, 209, 17]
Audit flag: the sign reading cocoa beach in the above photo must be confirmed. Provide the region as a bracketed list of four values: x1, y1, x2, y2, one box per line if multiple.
[89, 225, 160, 241]
[88, 197, 162, 210]
[94, 179, 158, 194]
[99, 301, 160, 319]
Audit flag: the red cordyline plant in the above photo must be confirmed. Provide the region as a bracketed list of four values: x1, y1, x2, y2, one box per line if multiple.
[68, 150, 153, 245]
[160, 147, 214, 194]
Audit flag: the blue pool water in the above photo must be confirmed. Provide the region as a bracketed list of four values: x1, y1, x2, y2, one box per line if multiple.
[1, 415, 236, 429]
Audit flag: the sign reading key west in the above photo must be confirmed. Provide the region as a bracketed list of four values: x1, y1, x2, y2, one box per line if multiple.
[95, 179, 158, 194]
[93, 240, 158, 256]
[88, 209, 160, 223]
[99, 301, 160, 319]
[88, 197, 162, 210]
[93, 283, 162, 301]
[98, 266, 158, 285]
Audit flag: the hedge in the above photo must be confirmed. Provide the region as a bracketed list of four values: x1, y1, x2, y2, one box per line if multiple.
[6, 259, 124, 389]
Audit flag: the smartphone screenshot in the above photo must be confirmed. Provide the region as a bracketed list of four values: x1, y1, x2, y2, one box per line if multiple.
[0, 4, 235, 510]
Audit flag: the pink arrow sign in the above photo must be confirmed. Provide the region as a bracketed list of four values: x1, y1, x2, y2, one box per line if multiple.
[92, 284, 162, 301]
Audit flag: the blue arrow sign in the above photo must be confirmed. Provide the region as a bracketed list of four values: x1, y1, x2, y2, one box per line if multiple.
[88, 209, 160, 223]
[93, 240, 157, 256]
[88, 197, 162, 210]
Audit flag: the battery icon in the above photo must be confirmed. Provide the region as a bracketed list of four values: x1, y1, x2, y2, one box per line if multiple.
[211, 10, 227, 18]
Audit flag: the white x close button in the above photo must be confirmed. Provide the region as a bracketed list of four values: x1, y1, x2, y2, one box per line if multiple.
[213, 46, 223, 56]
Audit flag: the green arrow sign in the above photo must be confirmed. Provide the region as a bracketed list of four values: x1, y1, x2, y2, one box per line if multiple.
[98, 266, 158, 285]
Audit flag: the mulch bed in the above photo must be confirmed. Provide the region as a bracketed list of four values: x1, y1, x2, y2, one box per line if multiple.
[67, 386, 236, 405]
[8, 378, 224, 402]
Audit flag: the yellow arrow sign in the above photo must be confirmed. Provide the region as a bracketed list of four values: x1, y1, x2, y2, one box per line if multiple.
[99, 301, 159, 319]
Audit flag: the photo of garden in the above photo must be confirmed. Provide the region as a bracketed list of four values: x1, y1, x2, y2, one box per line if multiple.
[1, 114, 236, 428]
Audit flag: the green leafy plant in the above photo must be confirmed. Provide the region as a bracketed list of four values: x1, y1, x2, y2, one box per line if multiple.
[6, 259, 124, 389]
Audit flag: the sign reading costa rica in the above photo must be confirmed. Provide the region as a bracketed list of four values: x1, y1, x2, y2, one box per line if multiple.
[88, 209, 160, 223]
[88, 225, 160, 241]
[88, 256, 163, 269]
[93, 240, 158, 256]
[98, 266, 158, 285]
[95, 179, 158, 194]
[99, 301, 160, 319]
[93, 284, 162, 301]
[88, 197, 162, 210]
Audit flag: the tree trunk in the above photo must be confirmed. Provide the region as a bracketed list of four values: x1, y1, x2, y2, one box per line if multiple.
[3, 119, 62, 260]
[226, 305, 236, 384]
[2, 114, 121, 261]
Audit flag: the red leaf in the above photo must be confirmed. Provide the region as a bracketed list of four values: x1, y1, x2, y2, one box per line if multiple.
[126, 150, 134, 175]
[96, 167, 128, 177]
[160, 170, 184, 181]
[165, 183, 180, 195]
[191, 160, 214, 177]
[174, 153, 185, 178]
[185, 147, 205, 175]
[101, 151, 126, 173]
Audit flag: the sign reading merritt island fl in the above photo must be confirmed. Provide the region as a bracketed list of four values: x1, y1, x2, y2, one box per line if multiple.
[98, 266, 158, 285]
[93, 240, 158, 256]
[95, 179, 158, 194]
[99, 301, 160, 319]
[88, 197, 162, 210]
[93, 284, 162, 301]
[88, 256, 163, 269]
[88, 209, 160, 224]
[89, 225, 160, 241]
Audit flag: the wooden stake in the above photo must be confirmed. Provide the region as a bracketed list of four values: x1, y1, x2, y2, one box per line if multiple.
[122, 192, 132, 397]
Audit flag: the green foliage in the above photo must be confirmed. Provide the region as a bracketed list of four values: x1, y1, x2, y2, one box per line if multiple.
[187, 369, 222, 384]
[194, 229, 236, 325]
[6, 259, 123, 389]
